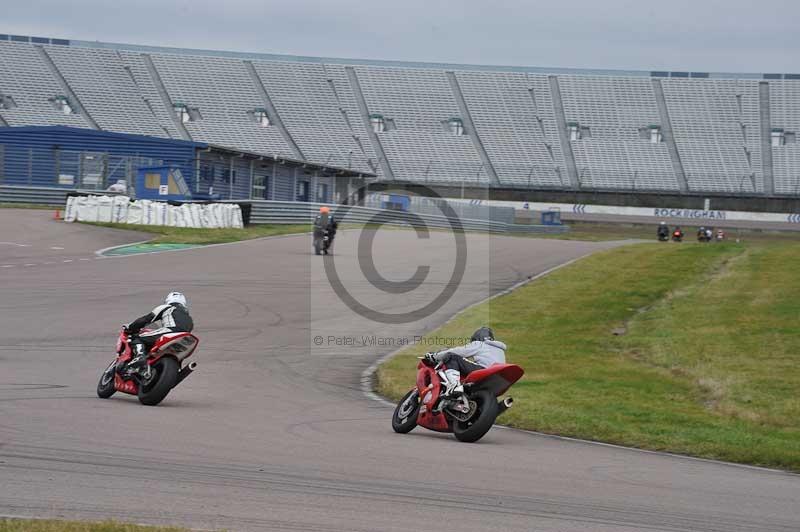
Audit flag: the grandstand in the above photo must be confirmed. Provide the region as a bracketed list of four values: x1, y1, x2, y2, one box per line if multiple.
[0, 34, 799, 200]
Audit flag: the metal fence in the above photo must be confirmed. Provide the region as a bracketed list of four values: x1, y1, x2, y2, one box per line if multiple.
[363, 193, 515, 225]
[242, 200, 567, 234]
[0, 185, 75, 205]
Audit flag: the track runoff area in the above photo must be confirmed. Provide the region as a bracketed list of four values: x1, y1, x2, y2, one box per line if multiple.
[1, 209, 798, 532]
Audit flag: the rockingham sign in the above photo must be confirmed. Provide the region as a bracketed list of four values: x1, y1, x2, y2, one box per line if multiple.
[653, 208, 726, 220]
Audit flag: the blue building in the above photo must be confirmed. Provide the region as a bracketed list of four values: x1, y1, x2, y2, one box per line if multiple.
[0, 126, 369, 202]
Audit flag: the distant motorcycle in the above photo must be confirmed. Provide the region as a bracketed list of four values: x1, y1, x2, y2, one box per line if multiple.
[658, 233, 669, 242]
[391, 357, 524, 442]
[313, 228, 333, 255]
[698, 231, 711, 243]
[672, 230, 683, 242]
[97, 328, 199, 405]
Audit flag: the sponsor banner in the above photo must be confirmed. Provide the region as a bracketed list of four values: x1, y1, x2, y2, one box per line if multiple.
[455, 199, 799, 224]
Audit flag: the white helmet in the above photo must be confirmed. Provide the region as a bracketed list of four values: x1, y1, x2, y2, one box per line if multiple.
[165, 291, 187, 307]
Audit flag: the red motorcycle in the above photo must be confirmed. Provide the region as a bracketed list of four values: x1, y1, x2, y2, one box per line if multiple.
[392, 358, 524, 442]
[96, 328, 199, 406]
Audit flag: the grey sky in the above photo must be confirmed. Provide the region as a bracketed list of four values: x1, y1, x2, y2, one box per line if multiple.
[5, 0, 799, 73]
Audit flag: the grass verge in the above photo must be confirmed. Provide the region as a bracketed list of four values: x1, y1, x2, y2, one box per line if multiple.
[0, 519, 189, 532]
[377, 241, 800, 471]
[84, 222, 311, 245]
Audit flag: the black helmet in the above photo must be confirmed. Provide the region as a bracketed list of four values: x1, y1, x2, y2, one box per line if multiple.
[471, 327, 494, 342]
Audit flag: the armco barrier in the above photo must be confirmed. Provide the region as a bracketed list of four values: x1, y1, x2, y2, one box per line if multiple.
[0, 185, 75, 205]
[239, 201, 567, 234]
[0, 186, 566, 234]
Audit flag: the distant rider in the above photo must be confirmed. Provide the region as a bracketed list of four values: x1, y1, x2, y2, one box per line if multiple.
[122, 292, 194, 374]
[657, 221, 670, 240]
[313, 206, 338, 252]
[424, 327, 507, 398]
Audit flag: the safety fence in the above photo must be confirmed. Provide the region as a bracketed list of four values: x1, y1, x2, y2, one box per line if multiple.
[0, 185, 567, 234]
[0, 185, 76, 205]
[241, 201, 567, 234]
[363, 193, 515, 225]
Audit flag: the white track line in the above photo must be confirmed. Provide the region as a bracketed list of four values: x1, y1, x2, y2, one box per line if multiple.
[94, 231, 314, 257]
[360, 247, 799, 477]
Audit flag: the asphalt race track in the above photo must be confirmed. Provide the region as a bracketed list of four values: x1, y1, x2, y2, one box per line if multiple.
[1, 210, 798, 532]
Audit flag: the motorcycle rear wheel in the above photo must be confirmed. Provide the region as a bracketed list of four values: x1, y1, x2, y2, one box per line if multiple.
[138, 357, 179, 406]
[392, 388, 420, 433]
[96, 360, 117, 399]
[453, 390, 497, 443]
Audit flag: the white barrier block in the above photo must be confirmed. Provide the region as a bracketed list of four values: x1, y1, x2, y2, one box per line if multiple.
[231, 205, 243, 228]
[111, 196, 130, 223]
[64, 196, 78, 222]
[127, 200, 146, 224]
[96, 195, 114, 223]
[188, 204, 203, 228]
[76, 196, 99, 222]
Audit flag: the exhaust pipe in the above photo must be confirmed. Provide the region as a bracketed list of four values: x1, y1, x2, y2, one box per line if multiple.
[176, 361, 197, 384]
[497, 397, 513, 415]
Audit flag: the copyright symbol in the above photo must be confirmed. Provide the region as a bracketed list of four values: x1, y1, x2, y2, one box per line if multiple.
[313, 336, 324, 346]
[324, 185, 467, 324]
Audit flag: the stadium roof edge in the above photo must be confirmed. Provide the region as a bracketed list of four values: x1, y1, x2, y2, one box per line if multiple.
[34, 36, 764, 80]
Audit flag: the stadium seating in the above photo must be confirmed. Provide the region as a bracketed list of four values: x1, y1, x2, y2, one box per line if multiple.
[662, 79, 763, 193]
[559, 75, 679, 191]
[770, 81, 800, 194]
[455, 71, 565, 187]
[0, 38, 798, 196]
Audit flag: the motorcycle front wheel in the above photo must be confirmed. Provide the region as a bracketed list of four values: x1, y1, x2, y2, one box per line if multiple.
[392, 388, 421, 433]
[138, 357, 179, 406]
[453, 390, 498, 443]
[96, 360, 117, 398]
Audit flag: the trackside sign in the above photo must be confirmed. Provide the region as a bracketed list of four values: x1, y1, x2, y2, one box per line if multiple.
[653, 208, 726, 220]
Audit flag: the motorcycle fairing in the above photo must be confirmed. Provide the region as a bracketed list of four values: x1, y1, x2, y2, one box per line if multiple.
[463, 363, 524, 397]
[415, 362, 451, 432]
[114, 373, 138, 395]
[149, 333, 199, 363]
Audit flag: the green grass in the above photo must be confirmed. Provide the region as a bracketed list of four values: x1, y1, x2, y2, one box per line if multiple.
[84, 222, 311, 245]
[0, 519, 190, 532]
[377, 241, 800, 471]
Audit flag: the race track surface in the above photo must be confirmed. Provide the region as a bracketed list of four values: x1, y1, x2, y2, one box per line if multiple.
[1, 210, 798, 532]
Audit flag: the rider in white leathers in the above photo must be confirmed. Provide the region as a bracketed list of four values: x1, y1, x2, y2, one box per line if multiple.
[424, 327, 506, 398]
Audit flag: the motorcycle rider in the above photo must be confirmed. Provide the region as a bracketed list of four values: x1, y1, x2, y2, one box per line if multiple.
[657, 221, 670, 240]
[673, 226, 684, 240]
[122, 292, 194, 374]
[424, 327, 506, 398]
[313, 206, 338, 253]
[697, 226, 707, 241]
